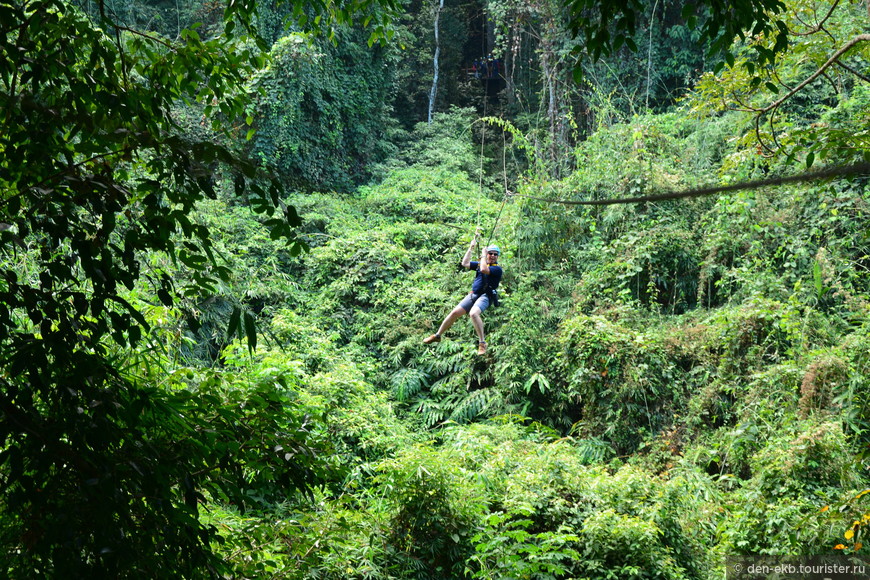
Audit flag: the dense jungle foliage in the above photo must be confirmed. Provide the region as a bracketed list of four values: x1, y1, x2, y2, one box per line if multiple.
[2, 0, 870, 577]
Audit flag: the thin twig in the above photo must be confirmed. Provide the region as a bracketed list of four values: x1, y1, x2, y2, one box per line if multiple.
[791, 0, 839, 37]
[109, 22, 177, 51]
[0, 146, 132, 213]
[768, 110, 780, 150]
[834, 60, 870, 83]
[760, 34, 870, 114]
[756, 115, 776, 157]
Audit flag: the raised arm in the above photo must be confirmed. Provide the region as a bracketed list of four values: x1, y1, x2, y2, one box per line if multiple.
[461, 230, 480, 269]
[478, 245, 490, 274]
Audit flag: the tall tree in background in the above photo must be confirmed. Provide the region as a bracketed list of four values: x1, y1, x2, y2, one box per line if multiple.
[428, 0, 445, 122]
[480, 0, 580, 176]
[249, 29, 398, 191]
[481, 0, 711, 177]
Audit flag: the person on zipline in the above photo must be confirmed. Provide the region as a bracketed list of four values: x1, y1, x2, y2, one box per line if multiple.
[423, 231, 502, 355]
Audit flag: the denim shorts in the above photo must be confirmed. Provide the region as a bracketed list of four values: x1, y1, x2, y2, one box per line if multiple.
[458, 292, 490, 313]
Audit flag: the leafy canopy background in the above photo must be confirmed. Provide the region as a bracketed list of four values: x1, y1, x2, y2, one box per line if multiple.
[1, 0, 870, 577]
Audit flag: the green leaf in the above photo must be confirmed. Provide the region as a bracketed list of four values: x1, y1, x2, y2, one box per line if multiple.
[227, 306, 242, 341]
[243, 310, 257, 351]
[157, 288, 173, 306]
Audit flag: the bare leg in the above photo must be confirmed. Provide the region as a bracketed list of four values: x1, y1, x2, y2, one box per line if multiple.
[469, 307, 485, 343]
[436, 306, 467, 336]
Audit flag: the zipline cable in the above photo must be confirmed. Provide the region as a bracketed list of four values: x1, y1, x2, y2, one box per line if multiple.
[476, 94, 488, 233]
[508, 162, 870, 207]
[474, 8, 489, 233]
[483, 130, 511, 246]
[485, 193, 509, 246]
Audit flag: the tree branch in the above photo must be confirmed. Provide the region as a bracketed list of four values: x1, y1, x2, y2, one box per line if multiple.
[761, 34, 870, 114]
[791, 0, 839, 37]
[834, 60, 870, 84]
[0, 146, 132, 216]
[112, 24, 177, 51]
[510, 162, 870, 206]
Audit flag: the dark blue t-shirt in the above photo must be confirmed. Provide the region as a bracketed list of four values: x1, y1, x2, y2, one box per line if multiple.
[469, 261, 502, 295]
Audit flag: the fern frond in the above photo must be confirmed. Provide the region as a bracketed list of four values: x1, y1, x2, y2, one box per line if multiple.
[448, 388, 497, 424]
[574, 437, 615, 465]
[390, 367, 429, 402]
[417, 398, 446, 428]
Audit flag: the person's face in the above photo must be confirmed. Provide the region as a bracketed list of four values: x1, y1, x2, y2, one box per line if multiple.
[486, 251, 499, 264]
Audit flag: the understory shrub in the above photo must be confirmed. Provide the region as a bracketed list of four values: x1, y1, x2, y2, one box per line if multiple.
[749, 419, 860, 496]
[554, 314, 683, 452]
[376, 447, 485, 579]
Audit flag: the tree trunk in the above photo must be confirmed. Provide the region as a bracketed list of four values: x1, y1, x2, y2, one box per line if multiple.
[541, 43, 559, 176]
[504, 16, 519, 106]
[427, 0, 445, 124]
[646, 0, 660, 110]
